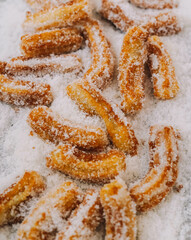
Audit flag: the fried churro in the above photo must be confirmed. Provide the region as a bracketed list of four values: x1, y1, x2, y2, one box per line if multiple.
[25, 0, 52, 11]
[130, 0, 178, 10]
[100, 178, 137, 240]
[56, 190, 102, 240]
[46, 144, 126, 183]
[82, 19, 114, 89]
[101, 0, 181, 36]
[28, 106, 109, 150]
[66, 80, 138, 155]
[130, 125, 179, 212]
[0, 75, 53, 107]
[16, 181, 81, 240]
[0, 54, 83, 77]
[119, 26, 147, 114]
[21, 28, 83, 58]
[148, 35, 179, 99]
[0, 171, 45, 226]
[23, 0, 91, 33]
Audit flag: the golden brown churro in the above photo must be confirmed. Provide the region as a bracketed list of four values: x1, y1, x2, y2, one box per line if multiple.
[130, 0, 178, 10]
[28, 106, 109, 150]
[0, 54, 83, 77]
[23, 0, 91, 33]
[16, 181, 81, 240]
[119, 26, 147, 114]
[130, 125, 179, 212]
[56, 190, 102, 240]
[101, 0, 181, 35]
[82, 19, 114, 89]
[0, 75, 53, 107]
[25, 0, 52, 11]
[21, 28, 83, 58]
[100, 178, 137, 240]
[66, 80, 138, 155]
[46, 144, 126, 183]
[0, 171, 45, 226]
[148, 35, 179, 99]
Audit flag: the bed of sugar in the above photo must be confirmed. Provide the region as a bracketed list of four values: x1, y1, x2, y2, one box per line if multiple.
[0, 0, 191, 239]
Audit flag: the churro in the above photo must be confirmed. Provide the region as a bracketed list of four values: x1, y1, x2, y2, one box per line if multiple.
[56, 190, 102, 240]
[0, 171, 45, 226]
[66, 80, 138, 155]
[0, 54, 83, 77]
[148, 35, 179, 99]
[46, 144, 126, 183]
[130, 125, 179, 212]
[20, 28, 83, 58]
[0, 75, 53, 107]
[23, 0, 91, 33]
[28, 106, 109, 150]
[101, 0, 181, 35]
[82, 19, 114, 89]
[17, 181, 81, 240]
[130, 0, 178, 10]
[25, 0, 52, 11]
[119, 26, 147, 114]
[100, 178, 137, 240]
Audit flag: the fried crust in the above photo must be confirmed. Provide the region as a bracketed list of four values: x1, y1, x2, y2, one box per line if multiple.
[56, 190, 102, 239]
[130, 125, 179, 212]
[66, 80, 138, 155]
[148, 35, 179, 99]
[100, 179, 137, 240]
[20, 28, 83, 58]
[130, 0, 178, 10]
[0, 171, 45, 226]
[16, 181, 81, 240]
[28, 106, 109, 150]
[0, 75, 53, 107]
[119, 26, 147, 114]
[46, 144, 126, 183]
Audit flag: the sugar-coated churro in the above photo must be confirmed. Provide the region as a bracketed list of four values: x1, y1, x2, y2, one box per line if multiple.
[46, 144, 126, 183]
[100, 178, 137, 240]
[23, 0, 91, 33]
[119, 26, 147, 114]
[16, 181, 81, 240]
[82, 19, 114, 89]
[130, 125, 179, 212]
[148, 35, 179, 99]
[20, 28, 83, 58]
[67, 80, 138, 155]
[25, 0, 52, 11]
[28, 106, 109, 150]
[130, 0, 179, 10]
[56, 190, 102, 240]
[0, 75, 53, 107]
[0, 54, 83, 77]
[0, 171, 45, 226]
[101, 0, 181, 36]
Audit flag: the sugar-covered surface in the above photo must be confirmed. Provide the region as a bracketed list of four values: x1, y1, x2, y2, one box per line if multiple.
[0, 0, 191, 239]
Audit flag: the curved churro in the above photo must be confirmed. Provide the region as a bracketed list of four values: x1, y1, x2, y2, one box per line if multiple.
[21, 28, 83, 58]
[23, 0, 91, 33]
[0, 75, 53, 107]
[56, 190, 102, 240]
[0, 171, 45, 226]
[148, 35, 179, 99]
[0, 54, 83, 77]
[0, 54, 83, 76]
[67, 80, 138, 155]
[100, 178, 137, 240]
[82, 19, 114, 89]
[101, 0, 181, 36]
[130, 125, 179, 212]
[17, 181, 81, 240]
[119, 26, 147, 114]
[130, 0, 178, 10]
[46, 144, 126, 183]
[28, 106, 109, 150]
